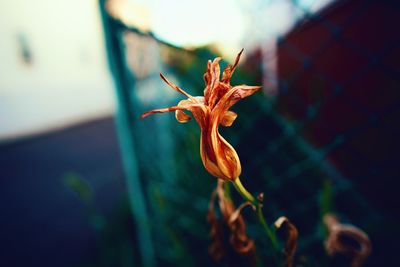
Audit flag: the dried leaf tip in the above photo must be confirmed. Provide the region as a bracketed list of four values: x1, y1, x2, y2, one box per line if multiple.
[275, 216, 298, 267]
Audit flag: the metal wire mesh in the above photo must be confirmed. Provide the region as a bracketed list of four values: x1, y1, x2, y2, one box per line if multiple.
[99, 0, 399, 266]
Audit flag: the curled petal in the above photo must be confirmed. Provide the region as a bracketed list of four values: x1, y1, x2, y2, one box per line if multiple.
[214, 85, 262, 118]
[175, 99, 192, 123]
[193, 96, 205, 103]
[197, 107, 239, 181]
[209, 125, 242, 181]
[175, 110, 191, 123]
[220, 111, 238, 127]
[200, 132, 227, 180]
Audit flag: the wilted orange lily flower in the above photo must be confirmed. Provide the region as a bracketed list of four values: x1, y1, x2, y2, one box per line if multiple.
[141, 50, 261, 181]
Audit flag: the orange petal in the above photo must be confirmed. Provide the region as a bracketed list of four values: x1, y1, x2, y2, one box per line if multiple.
[210, 57, 221, 90]
[220, 111, 237, 127]
[200, 132, 227, 180]
[159, 73, 197, 102]
[175, 99, 193, 123]
[212, 85, 261, 124]
[141, 105, 187, 119]
[141, 102, 205, 120]
[225, 85, 261, 105]
[221, 64, 232, 83]
[204, 57, 222, 107]
[210, 122, 242, 180]
[231, 49, 244, 74]
[175, 110, 191, 122]
[221, 49, 244, 83]
[204, 60, 212, 86]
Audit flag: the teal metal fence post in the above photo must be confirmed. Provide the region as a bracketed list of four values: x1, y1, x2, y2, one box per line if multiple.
[98, 1, 155, 266]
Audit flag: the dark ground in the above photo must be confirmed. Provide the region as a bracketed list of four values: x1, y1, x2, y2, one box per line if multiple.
[0, 117, 125, 267]
[0, 114, 398, 267]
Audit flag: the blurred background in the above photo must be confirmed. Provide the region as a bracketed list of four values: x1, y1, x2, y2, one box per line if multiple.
[0, 0, 399, 266]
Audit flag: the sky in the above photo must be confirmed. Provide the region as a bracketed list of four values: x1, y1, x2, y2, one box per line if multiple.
[0, 0, 334, 140]
[111, 0, 333, 57]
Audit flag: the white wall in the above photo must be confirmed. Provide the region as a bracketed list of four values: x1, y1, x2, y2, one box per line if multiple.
[0, 0, 115, 140]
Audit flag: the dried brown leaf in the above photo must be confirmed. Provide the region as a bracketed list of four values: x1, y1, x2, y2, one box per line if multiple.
[207, 181, 256, 265]
[323, 214, 371, 267]
[275, 216, 298, 267]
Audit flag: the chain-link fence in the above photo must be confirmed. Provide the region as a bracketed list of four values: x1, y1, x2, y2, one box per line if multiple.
[99, 0, 399, 266]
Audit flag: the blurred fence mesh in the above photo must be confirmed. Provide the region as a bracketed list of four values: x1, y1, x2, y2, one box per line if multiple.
[99, 0, 399, 266]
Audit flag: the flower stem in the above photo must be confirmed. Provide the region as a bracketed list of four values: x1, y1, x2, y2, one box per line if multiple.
[233, 177, 257, 205]
[233, 177, 279, 251]
[256, 205, 279, 251]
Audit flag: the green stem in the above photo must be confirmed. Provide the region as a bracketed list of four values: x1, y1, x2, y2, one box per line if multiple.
[233, 177, 279, 251]
[256, 205, 279, 251]
[233, 177, 256, 205]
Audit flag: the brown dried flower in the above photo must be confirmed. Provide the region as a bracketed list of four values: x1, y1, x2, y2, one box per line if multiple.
[275, 216, 299, 267]
[323, 214, 371, 267]
[207, 180, 256, 263]
[141, 50, 261, 181]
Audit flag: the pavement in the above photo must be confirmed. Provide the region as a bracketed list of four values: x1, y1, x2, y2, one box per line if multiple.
[0, 117, 125, 267]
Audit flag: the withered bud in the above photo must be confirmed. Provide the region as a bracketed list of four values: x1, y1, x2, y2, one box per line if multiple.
[323, 214, 371, 267]
[275, 216, 299, 267]
[207, 180, 256, 265]
[257, 192, 264, 203]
